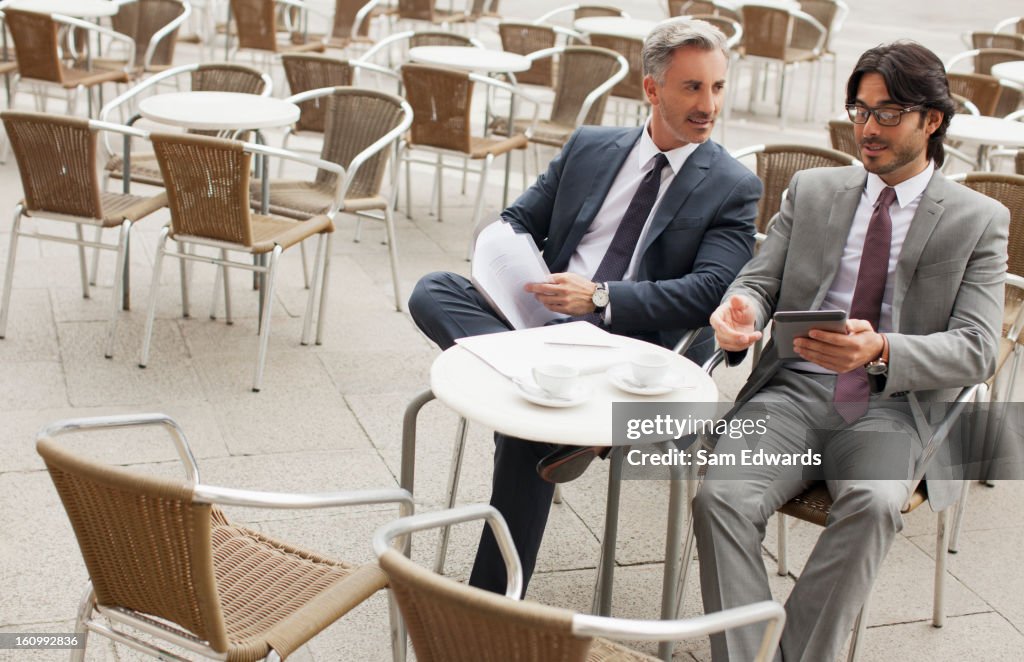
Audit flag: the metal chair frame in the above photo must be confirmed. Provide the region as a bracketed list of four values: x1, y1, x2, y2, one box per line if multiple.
[107, 0, 193, 74]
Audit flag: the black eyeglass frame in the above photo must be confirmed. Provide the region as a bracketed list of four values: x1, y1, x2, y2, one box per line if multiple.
[844, 103, 926, 127]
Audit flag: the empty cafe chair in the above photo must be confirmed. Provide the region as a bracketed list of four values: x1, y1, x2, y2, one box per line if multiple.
[0, 112, 166, 359]
[141, 133, 337, 392]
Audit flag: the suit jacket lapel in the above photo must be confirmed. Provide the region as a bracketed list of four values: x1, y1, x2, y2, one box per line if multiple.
[636, 140, 713, 259]
[812, 169, 866, 309]
[892, 172, 946, 329]
[551, 129, 639, 271]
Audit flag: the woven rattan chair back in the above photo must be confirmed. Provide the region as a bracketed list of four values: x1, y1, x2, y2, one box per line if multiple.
[1017, 149, 1024, 176]
[792, 0, 837, 51]
[946, 72, 1002, 116]
[962, 173, 1024, 277]
[397, 0, 438, 22]
[688, 14, 741, 44]
[3, 112, 104, 219]
[111, 0, 186, 68]
[752, 144, 856, 233]
[36, 437, 232, 653]
[230, 0, 279, 52]
[827, 119, 858, 159]
[152, 133, 255, 246]
[995, 82, 1023, 118]
[669, 0, 714, 15]
[190, 63, 269, 94]
[499, 22, 556, 87]
[5, 9, 64, 84]
[402, 63, 473, 154]
[971, 31, 1024, 51]
[973, 48, 1024, 75]
[282, 54, 354, 133]
[408, 31, 476, 48]
[550, 46, 621, 127]
[330, 0, 373, 44]
[378, 548, 593, 662]
[574, 5, 626, 19]
[588, 34, 644, 101]
[317, 88, 406, 198]
[740, 6, 792, 60]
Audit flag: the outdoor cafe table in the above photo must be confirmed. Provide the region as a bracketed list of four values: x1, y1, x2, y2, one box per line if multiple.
[572, 16, 657, 40]
[946, 113, 1024, 169]
[399, 328, 718, 631]
[991, 60, 1024, 87]
[408, 45, 531, 208]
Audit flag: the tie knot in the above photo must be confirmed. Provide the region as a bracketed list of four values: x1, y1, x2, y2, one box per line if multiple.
[875, 186, 896, 210]
[649, 152, 669, 175]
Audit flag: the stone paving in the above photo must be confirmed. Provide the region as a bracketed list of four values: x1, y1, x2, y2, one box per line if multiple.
[1, 1, 1023, 660]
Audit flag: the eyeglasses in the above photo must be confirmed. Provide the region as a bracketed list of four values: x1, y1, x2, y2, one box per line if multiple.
[845, 104, 924, 126]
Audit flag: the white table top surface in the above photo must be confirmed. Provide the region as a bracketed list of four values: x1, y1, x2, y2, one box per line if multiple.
[573, 17, 658, 39]
[991, 61, 1024, 86]
[408, 46, 530, 73]
[947, 113, 1024, 147]
[8, 0, 117, 17]
[138, 92, 300, 131]
[430, 338, 718, 446]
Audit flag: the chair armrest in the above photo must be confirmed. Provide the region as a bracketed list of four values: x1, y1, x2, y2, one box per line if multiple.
[572, 600, 785, 655]
[54, 13, 137, 72]
[372, 504, 524, 600]
[246, 142, 348, 214]
[790, 10, 827, 53]
[356, 29, 414, 64]
[351, 0, 380, 40]
[142, 2, 191, 71]
[193, 484, 413, 517]
[337, 100, 413, 204]
[574, 52, 628, 128]
[672, 328, 702, 356]
[532, 6, 577, 25]
[470, 71, 543, 137]
[702, 349, 727, 376]
[909, 384, 982, 492]
[37, 413, 199, 482]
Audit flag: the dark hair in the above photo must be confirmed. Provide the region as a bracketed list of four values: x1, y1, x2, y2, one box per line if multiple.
[845, 41, 955, 167]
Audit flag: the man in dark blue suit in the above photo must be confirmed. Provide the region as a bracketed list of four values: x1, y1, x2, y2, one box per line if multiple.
[408, 17, 762, 594]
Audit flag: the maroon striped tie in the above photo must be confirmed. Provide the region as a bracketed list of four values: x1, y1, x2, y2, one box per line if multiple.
[833, 186, 896, 424]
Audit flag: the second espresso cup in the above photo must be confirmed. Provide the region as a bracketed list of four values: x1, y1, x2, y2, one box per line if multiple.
[630, 352, 670, 386]
[532, 363, 579, 398]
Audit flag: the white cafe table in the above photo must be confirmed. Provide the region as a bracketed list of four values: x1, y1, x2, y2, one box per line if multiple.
[573, 16, 657, 40]
[947, 114, 1024, 169]
[407, 46, 530, 208]
[400, 331, 718, 629]
[6, 0, 117, 17]
[991, 60, 1024, 87]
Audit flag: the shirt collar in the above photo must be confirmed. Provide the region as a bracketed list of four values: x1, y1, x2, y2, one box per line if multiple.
[865, 161, 934, 209]
[637, 119, 700, 174]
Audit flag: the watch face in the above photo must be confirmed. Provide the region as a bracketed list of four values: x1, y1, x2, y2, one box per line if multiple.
[866, 362, 887, 376]
[592, 286, 609, 308]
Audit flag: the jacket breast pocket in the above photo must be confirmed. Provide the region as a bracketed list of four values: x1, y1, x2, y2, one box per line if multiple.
[662, 216, 703, 233]
[914, 258, 967, 280]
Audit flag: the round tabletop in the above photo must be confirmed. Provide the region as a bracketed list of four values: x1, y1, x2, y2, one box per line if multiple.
[947, 114, 1024, 148]
[573, 17, 658, 40]
[430, 339, 718, 446]
[408, 46, 531, 73]
[8, 0, 118, 17]
[138, 92, 300, 132]
[991, 60, 1024, 87]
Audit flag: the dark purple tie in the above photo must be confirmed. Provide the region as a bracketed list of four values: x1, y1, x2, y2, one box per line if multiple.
[580, 152, 669, 325]
[833, 186, 896, 423]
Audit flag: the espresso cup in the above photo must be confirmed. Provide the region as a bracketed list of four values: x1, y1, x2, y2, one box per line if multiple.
[630, 352, 670, 386]
[532, 364, 579, 398]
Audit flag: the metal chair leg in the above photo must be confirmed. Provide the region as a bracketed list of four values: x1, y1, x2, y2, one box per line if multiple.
[104, 220, 131, 359]
[300, 232, 326, 346]
[846, 594, 869, 662]
[465, 154, 493, 261]
[777, 514, 789, 575]
[433, 416, 469, 575]
[933, 508, 949, 628]
[949, 481, 971, 554]
[315, 233, 332, 346]
[252, 246, 282, 392]
[70, 582, 96, 662]
[75, 224, 91, 300]
[0, 204, 24, 339]
[383, 206, 403, 312]
[139, 227, 170, 369]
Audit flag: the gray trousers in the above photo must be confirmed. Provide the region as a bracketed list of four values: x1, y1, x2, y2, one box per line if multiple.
[692, 368, 921, 662]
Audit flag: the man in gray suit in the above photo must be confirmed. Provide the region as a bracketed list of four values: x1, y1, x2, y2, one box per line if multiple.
[409, 18, 761, 594]
[695, 41, 1009, 661]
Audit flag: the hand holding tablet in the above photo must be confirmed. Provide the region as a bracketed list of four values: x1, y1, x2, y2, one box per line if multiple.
[772, 310, 849, 360]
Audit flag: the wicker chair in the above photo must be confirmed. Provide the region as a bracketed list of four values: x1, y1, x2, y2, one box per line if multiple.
[686, 14, 743, 49]
[102, 0, 191, 75]
[498, 22, 559, 87]
[946, 47, 1024, 76]
[374, 504, 786, 662]
[827, 118, 858, 159]
[588, 33, 647, 125]
[0, 112, 166, 358]
[668, 0, 742, 23]
[965, 30, 1024, 51]
[319, 0, 380, 51]
[490, 45, 628, 148]
[671, 351, 984, 662]
[399, 63, 530, 254]
[793, 0, 849, 118]
[994, 16, 1024, 35]
[228, 0, 327, 62]
[142, 133, 337, 392]
[947, 72, 1003, 116]
[731, 5, 827, 128]
[730, 143, 857, 237]
[98, 62, 272, 190]
[257, 87, 412, 310]
[393, 0, 470, 29]
[3, 8, 135, 117]
[37, 412, 413, 662]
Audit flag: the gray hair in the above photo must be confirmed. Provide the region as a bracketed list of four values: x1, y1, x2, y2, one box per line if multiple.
[642, 17, 729, 84]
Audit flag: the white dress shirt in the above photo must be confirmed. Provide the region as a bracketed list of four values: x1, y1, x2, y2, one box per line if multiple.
[790, 161, 935, 374]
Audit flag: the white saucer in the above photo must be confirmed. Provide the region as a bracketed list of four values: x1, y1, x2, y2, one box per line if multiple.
[512, 377, 592, 408]
[607, 363, 688, 396]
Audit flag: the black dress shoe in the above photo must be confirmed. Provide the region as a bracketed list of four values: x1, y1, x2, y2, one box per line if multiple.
[537, 445, 611, 483]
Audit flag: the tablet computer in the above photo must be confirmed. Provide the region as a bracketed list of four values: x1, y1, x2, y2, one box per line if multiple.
[772, 310, 848, 360]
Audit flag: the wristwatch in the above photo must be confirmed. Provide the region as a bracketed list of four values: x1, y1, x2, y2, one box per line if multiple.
[865, 336, 888, 391]
[591, 282, 609, 312]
